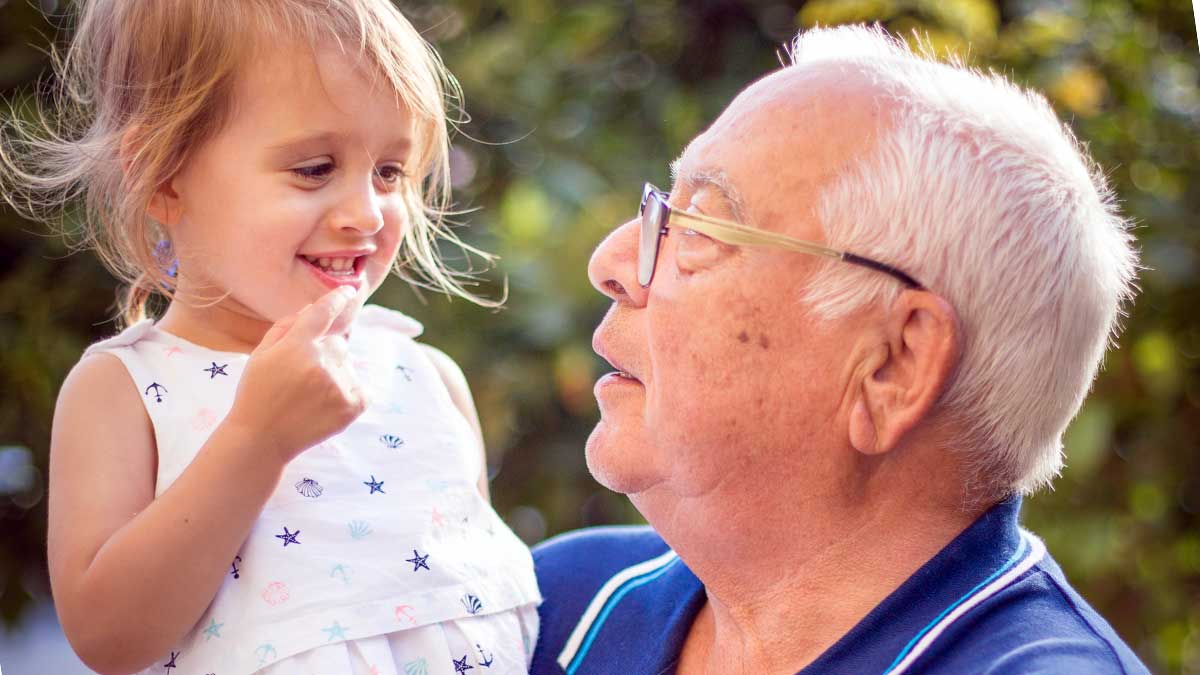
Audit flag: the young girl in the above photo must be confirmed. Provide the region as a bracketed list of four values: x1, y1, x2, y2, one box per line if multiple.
[1, 1, 540, 674]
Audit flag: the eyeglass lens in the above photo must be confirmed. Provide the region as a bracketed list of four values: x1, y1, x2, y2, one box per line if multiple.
[639, 188, 667, 286]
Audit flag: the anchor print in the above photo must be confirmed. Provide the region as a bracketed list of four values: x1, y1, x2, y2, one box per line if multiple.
[144, 382, 167, 403]
[394, 604, 417, 625]
[330, 563, 351, 585]
[476, 643, 495, 668]
[203, 362, 228, 379]
[255, 643, 278, 666]
[230, 555, 241, 579]
[163, 651, 179, 673]
[452, 655, 474, 674]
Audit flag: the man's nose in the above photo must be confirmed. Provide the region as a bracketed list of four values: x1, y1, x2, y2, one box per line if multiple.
[327, 177, 385, 236]
[588, 217, 650, 306]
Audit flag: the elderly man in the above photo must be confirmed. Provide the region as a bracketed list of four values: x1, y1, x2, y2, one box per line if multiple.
[529, 25, 1148, 675]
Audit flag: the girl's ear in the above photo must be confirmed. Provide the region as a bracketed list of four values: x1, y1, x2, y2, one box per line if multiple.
[119, 126, 183, 227]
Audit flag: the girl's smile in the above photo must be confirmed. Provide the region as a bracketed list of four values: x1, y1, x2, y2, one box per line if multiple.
[298, 250, 373, 291]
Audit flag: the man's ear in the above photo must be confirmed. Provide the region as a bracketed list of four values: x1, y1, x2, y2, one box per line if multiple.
[120, 126, 182, 227]
[848, 291, 961, 455]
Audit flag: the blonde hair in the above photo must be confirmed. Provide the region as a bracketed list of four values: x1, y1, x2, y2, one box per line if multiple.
[0, 0, 493, 326]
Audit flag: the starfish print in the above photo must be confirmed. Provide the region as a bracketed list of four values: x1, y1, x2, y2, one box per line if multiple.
[163, 651, 179, 672]
[405, 549, 430, 572]
[452, 655, 473, 673]
[275, 526, 300, 547]
[363, 475, 385, 494]
[202, 618, 223, 640]
[203, 362, 229, 378]
[322, 620, 348, 642]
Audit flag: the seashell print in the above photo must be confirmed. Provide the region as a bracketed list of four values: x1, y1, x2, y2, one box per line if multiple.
[379, 434, 404, 449]
[191, 408, 218, 432]
[294, 477, 323, 498]
[348, 520, 372, 540]
[403, 658, 428, 675]
[461, 593, 483, 615]
[260, 581, 289, 606]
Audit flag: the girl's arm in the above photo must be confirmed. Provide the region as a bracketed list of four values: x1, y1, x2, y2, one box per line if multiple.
[49, 288, 362, 675]
[48, 353, 285, 674]
[421, 344, 489, 500]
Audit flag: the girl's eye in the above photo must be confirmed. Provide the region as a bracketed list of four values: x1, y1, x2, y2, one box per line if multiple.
[374, 164, 409, 185]
[292, 162, 334, 181]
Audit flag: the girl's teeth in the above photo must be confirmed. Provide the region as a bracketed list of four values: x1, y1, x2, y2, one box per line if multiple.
[303, 255, 357, 274]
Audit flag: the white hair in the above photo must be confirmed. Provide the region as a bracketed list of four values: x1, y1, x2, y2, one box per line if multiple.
[787, 25, 1138, 496]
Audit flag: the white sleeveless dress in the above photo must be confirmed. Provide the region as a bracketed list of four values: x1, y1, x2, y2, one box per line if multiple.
[83, 305, 541, 675]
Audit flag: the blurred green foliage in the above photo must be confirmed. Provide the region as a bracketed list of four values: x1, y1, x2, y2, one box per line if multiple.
[1, 0, 1197, 672]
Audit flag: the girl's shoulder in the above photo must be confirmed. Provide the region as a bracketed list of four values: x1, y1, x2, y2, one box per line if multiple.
[81, 319, 158, 357]
[356, 304, 424, 339]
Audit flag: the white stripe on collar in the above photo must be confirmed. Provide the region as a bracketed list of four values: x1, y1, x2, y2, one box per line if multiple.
[885, 530, 1047, 675]
[557, 548, 679, 671]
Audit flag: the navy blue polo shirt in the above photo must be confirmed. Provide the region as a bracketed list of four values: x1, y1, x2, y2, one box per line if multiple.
[530, 498, 1148, 674]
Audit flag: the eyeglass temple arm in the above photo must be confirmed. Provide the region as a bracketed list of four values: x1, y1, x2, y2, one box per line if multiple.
[671, 210, 924, 289]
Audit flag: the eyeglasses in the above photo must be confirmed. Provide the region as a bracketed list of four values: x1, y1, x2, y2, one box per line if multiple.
[638, 183, 923, 289]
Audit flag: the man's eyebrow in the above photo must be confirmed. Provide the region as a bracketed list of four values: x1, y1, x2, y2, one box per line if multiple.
[668, 158, 750, 223]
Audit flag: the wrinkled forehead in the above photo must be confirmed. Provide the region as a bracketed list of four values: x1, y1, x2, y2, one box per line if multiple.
[672, 63, 888, 234]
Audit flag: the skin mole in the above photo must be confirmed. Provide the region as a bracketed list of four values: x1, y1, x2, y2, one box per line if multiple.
[759, 334, 770, 350]
[737, 330, 750, 343]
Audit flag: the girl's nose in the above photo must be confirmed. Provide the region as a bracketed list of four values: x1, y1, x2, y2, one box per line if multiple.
[328, 179, 385, 236]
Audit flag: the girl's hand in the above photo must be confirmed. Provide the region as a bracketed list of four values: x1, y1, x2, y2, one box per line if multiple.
[224, 286, 367, 465]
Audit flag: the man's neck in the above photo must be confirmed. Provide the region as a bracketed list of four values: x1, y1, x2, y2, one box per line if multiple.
[665, 493, 988, 674]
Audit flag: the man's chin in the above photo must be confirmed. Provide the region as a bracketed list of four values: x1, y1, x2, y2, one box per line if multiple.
[584, 422, 661, 495]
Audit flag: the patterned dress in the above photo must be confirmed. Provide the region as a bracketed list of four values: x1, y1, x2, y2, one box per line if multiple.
[84, 305, 541, 675]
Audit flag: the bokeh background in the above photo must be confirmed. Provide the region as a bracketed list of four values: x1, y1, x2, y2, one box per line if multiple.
[1, 0, 1197, 672]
